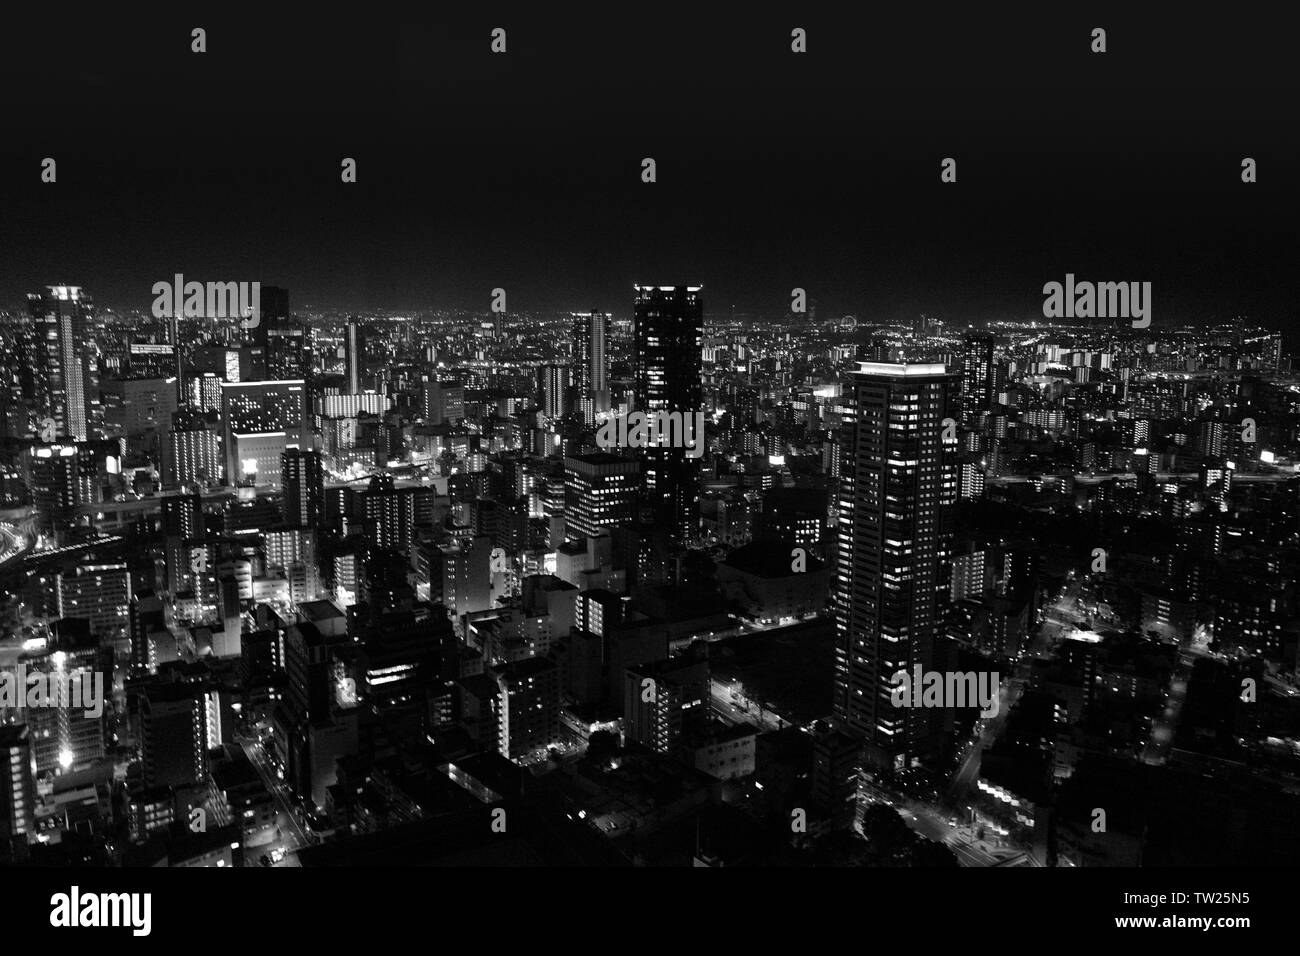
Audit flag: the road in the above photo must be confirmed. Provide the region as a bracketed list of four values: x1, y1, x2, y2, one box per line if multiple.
[949, 675, 1023, 797]
[1039, 576, 1104, 644]
[0, 522, 29, 567]
[238, 736, 311, 863]
[1141, 647, 1201, 766]
[709, 680, 787, 732]
[897, 802, 1032, 867]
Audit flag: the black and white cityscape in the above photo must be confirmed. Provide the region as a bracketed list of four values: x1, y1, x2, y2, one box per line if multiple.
[0, 12, 1297, 895]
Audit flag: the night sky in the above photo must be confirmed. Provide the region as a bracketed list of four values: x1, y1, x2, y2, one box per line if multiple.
[1, 10, 1295, 326]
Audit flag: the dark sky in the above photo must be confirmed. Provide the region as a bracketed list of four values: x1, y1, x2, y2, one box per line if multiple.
[0, 9, 1295, 328]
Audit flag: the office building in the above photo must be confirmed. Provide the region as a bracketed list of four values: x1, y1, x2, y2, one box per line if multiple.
[563, 453, 640, 541]
[633, 284, 704, 539]
[282, 448, 325, 528]
[28, 444, 80, 540]
[258, 287, 307, 380]
[833, 362, 954, 768]
[960, 332, 996, 426]
[24, 285, 93, 441]
[140, 680, 211, 790]
[220, 379, 307, 485]
[573, 310, 610, 417]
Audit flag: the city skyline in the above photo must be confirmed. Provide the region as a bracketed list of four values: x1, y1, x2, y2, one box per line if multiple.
[0, 11, 1295, 941]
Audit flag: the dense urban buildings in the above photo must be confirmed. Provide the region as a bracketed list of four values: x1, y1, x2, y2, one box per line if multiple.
[5, 273, 1297, 873]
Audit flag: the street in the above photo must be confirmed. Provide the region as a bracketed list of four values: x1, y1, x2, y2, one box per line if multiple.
[238, 735, 310, 865]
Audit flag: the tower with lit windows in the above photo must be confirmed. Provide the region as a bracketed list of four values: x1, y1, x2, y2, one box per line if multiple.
[832, 362, 956, 768]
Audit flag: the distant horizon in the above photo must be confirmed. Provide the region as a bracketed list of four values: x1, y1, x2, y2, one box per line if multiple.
[0, 286, 1291, 336]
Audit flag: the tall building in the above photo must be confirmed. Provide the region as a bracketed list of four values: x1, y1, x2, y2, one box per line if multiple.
[960, 332, 996, 425]
[833, 362, 955, 769]
[28, 444, 79, 540]
[573, 311, 610, 416]
[129, 592, 168, 675]
[360, 473, 427, 552]
[623, 658, 709, 754]
[140, 680, 211, 789]
[0, 726, 36, 862]
[563, 453, 640, 541]
[1199, 420, 1228, 459]
[187, 371, 223, 412]
[20, 641, 108, 776]
[161, 492, 212, 600]
[633, 285, 704, 540]
[344, 319, 365, 394]
[491, 657, 561, 760]
[24, 285, 93, 441]
[539, 364, 570, 420]
[219, 379, 307, 485]
[442, 534, 494, 619]
[1266, 332, 1284, 372]
[282, 448, 325, 528]
[258, 287, 307, 380]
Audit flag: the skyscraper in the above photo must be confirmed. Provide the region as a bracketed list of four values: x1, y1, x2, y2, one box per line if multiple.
[344, 319, 365, 394]
[833, 362, 955, 769]
[539, 364, 570, 419]
[282, 448, 325, 528]
[24, 285, 93, 441]
[633, 285, 704, 540]
[259, 286, 307, 380]
[573, 311, 610, 416]
[959, 332, 996, 426]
